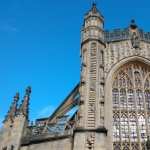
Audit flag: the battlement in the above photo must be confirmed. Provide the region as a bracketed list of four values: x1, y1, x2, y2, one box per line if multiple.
[104, 28, 150, 43]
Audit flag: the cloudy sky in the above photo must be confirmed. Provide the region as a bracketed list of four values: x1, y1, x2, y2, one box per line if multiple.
[0, 0, 150, 127]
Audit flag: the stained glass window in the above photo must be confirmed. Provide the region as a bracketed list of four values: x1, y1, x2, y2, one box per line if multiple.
[112, 62, 150, 150]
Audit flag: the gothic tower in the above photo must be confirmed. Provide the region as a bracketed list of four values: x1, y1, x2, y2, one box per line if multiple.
[0, 87, 31, 150]
[73, 3, 107, 150]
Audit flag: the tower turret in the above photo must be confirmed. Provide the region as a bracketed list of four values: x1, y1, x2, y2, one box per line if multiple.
[73, 3, 107, 150]
[81, 3, 104, 46]
[0, 87, 31, 150]
[79, 3, 106, 129]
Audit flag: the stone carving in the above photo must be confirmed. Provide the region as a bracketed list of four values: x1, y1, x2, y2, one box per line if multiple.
[90, 103, 95, 112]
[87, 134, 94, 149]
[131, 32, 140, 49]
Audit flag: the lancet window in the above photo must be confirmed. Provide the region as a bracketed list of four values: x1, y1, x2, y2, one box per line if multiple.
[112, 62, 150, 150]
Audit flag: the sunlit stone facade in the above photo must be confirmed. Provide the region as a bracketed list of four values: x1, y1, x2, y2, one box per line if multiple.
[1, 3, 150, 150]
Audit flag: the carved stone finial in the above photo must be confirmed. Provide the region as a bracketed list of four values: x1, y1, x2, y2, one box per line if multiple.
[25, 86, 31, 96]
[130, 19, 138, 29]
[3, 92, 19, 123]
[91, 2, 97, 14]
[14, 92, 19, 102]
[18, 86, 32, 119]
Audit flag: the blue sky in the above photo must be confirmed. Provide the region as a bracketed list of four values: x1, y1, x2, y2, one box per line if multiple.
[0, 0, 150, 126]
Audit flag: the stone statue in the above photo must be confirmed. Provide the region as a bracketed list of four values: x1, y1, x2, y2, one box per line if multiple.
[131, 32, 140, 49]
[87, 134, 94, 149]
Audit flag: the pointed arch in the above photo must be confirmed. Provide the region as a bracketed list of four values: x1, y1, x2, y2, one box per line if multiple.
[105, 56, 150, 150]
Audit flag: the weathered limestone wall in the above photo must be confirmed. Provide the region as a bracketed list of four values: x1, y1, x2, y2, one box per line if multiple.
[103, 40, 150, 150]
[21, 138, 72, 150]
[73, 132, 107, 150]
[0, 115, 27, 150]
[104, 41, 150, 73]
[73, 132, 86, 150]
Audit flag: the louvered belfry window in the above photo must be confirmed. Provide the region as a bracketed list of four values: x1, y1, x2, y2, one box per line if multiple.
[112, 61, 150, 150]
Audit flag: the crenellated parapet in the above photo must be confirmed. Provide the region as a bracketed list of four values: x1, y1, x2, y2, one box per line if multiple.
[104, 22, 150, 44]
[105, 29, 150, 43]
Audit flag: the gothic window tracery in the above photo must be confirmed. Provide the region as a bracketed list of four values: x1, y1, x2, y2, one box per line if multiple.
[127, 89, 134, 109]
[120, 89, 127, 109]
[145, 90, 150, 110]
[136, 90, 144, 110]
[113, 89, 119, 108]
[112, 62, 150, 150]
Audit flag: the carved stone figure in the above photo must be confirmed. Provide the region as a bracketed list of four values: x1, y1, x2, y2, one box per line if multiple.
[87, 134, 94, 149]
[131, 32, 140, 49]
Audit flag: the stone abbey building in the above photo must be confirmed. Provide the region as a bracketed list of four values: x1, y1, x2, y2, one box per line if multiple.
[1, 3, 150, 150]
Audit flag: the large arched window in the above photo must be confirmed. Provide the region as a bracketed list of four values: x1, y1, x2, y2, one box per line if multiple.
[112, 62, 150, 150]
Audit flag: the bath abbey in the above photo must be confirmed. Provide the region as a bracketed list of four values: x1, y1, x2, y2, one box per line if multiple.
[1, 3, 150, 150]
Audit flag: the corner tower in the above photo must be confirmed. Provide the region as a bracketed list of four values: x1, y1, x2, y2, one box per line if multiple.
[73, 3, 107, 150]
[0, 87, 31, 150]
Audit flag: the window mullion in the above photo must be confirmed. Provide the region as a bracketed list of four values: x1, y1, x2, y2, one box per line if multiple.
[125, 74, 132, 149]
[132, 65, 142, 150]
